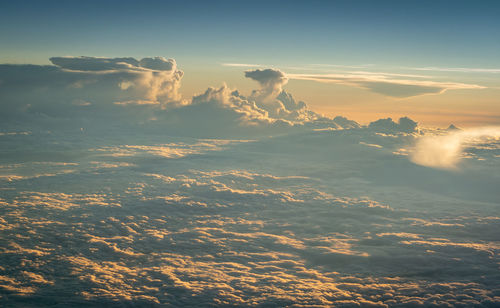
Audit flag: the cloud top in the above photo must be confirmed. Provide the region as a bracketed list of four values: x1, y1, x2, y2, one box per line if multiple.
[50, 56, 177, 72]
[245, 68, 288, 89]
[369, 117, 418, 133]
[411, 126, 500, 169]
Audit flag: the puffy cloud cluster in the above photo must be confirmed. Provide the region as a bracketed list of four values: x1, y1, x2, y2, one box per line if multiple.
[0, 56, 183, 128]
[49, 56, 183, 104]
[244, 68, 318, 122]
[368, 116, 419, 133]
[156, 67, 346, 136]
[1, 58, 363, 136]
[245, 68, 288, 92]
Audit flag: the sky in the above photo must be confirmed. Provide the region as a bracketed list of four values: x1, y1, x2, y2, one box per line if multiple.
[1, 1, 500, 306]
[1, 0, 500, 127]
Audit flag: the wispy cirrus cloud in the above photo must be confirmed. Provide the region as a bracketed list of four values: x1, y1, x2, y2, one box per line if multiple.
[222, 63, 263, 68]
[286, 72, 486, 98]
[407, 66, 500, 73]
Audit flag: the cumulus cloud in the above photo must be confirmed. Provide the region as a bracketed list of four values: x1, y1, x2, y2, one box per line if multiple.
[244, 68, 293, 118]
[245, 68, 288, 97]
[411, 126, 500, 169]
[0, 59, 360, 136]
[49, 56, 184, 104]
[0, 56, 183, 126]
[242, 68, 335, 124]
[368, 117, 418, 133]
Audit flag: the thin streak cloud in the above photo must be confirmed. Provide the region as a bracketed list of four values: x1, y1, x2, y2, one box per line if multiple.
[222, 63, 263, 68]
[308, 63, 374, 69]
[408, 67, 500, 73]
[287, 72, 486, 98]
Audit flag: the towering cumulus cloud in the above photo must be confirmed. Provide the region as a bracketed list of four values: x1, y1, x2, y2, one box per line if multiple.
[242, 68, 326, 123]
[0, 56, 183, 124]
[49, 56, 184, 104]
[245, 68, 288, 99]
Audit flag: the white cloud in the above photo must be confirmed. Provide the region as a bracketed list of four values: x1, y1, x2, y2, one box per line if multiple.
[410, 126, 500, 169]
[368, 117, 419, 133]
[287, 72, 485, 98]
[408, 66, 500, 73]
[0, 57, 184, 123]
[222, 63, 263, 68]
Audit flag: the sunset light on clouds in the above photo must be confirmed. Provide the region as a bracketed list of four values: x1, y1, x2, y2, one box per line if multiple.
[1, 1, 499, 307]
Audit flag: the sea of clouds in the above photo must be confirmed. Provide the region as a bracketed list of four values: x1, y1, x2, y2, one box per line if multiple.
[0, 57, 499, 307]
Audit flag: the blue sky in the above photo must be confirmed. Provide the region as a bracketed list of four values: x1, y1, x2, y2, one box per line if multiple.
[2, 0, 500, 67]
[1, 0, 500, 126]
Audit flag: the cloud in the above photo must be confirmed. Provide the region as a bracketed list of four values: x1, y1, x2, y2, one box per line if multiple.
[243, 68, 329, 123]
[50, 56, 140, 71]
[222, 63, 263, 68]
[49, 56, 184, 104]
[287, 72, 485, 98]
[1, 59, 360, 136]
[0, 56, 184, 125]
[50, 56, 177, 72]
[1, 117, 500, 306]
[368, 117, 418, 133]
[410, 126, 500, 169]
[408, 66, 500, 73]
[1, 160, 499, 305]
[148, 68, 359, 136]
[245, 69, 289, 114]
[1, 55, 499, 306]
[245, 68, 288, 93]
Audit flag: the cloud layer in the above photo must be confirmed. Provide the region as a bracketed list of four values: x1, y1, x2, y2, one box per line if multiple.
[0, 126, 499, 306]
[1, 56, 499, 306]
